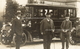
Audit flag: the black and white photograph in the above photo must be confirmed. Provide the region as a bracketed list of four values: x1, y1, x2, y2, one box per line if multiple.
[0, 0, 80, 49]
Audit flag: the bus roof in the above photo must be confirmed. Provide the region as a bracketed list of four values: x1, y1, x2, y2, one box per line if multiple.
[26, 3, 76, 8]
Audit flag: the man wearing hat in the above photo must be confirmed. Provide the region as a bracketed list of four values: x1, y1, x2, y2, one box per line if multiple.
[61, 15, 72, 49]
[40, 13, 55, 49]
[11, 10, 23, 49]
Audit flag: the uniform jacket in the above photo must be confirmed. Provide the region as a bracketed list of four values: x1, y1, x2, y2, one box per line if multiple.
[61, 20, 72, 31]
[40, 18, 55, 33]
[11, 18, 23, 35]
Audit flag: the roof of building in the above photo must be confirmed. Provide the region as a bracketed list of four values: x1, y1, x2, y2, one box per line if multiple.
[26, 3, 76, 8]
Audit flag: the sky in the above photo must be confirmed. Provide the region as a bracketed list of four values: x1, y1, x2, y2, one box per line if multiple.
[15, 0, 28, 5]
[0, 0, 6, 12]
[0, 0, 28, 12]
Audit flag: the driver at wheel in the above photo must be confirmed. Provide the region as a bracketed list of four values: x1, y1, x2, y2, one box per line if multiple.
[72, 17, 80, 37]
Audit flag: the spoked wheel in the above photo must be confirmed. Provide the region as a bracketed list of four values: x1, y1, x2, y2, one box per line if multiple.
[13, 33, 27, 46]
[69, 31, 77, 45]
[0, 33, 12, 45]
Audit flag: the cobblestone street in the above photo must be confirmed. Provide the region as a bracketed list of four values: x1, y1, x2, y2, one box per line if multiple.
[0, 39, 80, 49]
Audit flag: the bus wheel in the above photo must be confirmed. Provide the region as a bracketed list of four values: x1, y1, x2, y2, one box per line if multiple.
[0, 33, 12, 45]
[27, 31, 33, 42]
[13, 33, 27, 46]
[69, 32, 77, 45]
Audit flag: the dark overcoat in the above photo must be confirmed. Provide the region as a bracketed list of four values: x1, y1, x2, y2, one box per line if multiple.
[11, 18, 23, 36]
[61, 20, 72, 31]
[40, 18, 55, 34]
[40, 18, 55, 49]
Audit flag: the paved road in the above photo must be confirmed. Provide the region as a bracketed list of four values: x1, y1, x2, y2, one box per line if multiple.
[0, 40, 80, 49]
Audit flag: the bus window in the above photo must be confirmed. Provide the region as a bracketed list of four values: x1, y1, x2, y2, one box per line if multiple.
[59, 9, 66, 18]
[25, 7, 33, 17]
[73, 9, 76, 17]
[64, 10, 67, 17]
[68, 9, 76, 18]
[49, 9, 58, 18]
[34, 8, 45, 17]
[34, 8, 38, 17]
[25, 7, 30, 12]
[54, 9, 58, 16]
[38, 9, 44, 16]
[39, 9, 43, 12]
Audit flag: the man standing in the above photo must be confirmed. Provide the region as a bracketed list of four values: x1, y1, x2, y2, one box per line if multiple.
[40, 13, 55, 49]
[72, 17, 80, 36]
[11, 10, 23, 49]
[61, 15, 72, 49]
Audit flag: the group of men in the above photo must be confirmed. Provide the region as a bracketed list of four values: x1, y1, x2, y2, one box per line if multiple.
[11, 10, 79, 49]
[40, 13, 72, 49]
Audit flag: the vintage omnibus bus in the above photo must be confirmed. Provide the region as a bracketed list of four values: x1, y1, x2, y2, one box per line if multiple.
[24, 3, 76, 38]
[0, 3, 77, 45]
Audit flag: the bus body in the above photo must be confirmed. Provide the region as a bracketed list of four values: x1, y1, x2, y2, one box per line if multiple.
[23, 3, 76, 39]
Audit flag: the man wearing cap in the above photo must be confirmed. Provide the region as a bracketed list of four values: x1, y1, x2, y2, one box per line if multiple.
[40, 13, 55, 49]
[73, 17, 80, 27]
[72, 17, 80, 36]
[11, 10, 23, 49]
[61, 15, 72, 49]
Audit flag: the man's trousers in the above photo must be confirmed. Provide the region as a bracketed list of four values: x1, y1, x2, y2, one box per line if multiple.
[15, 35, 22, 49]
[62, 32, 69, 49]
[43, 33, 53, 49]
